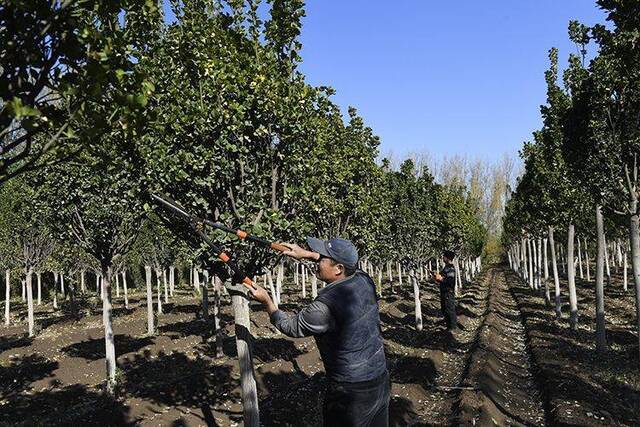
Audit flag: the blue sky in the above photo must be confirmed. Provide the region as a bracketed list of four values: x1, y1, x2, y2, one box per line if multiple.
[297, 1, 607, 161]
[164, 1, 607, 162]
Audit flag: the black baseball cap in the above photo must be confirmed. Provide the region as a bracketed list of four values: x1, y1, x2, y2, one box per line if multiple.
[306, 237, 359, 269]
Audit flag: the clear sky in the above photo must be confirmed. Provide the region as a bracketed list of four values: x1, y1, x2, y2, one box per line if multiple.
[296, 0, 607, 161]
[163, 1, 607, 162]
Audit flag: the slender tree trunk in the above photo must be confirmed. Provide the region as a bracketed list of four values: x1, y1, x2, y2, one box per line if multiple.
[213, 276, 224, 358]
[311, 273, 318, 299]
[528, 238, 534, 289]
[543, 238, 549, 283]
[567, 224, 578, 330]
[102, 266, 117, 394]
[604, 235, 611, 283]
[122, 271, 129, 309]
[534, 238, 540, 290]
[145, 266, 154, 336]
[37, 271, 42, 305]
[163, 269, 169, 303]
[578, 236, 584, 279]
[4, 269, 9, 326]
[549, 227, 561, 318]
[155, 268, 163, 314]
[397, 262, 402, 286]
[116, 273, 120, 298]
[377, 267, 383, 298]
[411, 271, 422, 331]
[231, 289, 260, 426]
[595, 206, 608, 353]
[585, 238, 591, 282]
[194, 268, 201, 294]
[60, 273, 65, 299]
[81, 270, 85, 293]
[26, 268, 34, 337]
[169, 266, 175, 297]
[628, 204, 640, 363]
[53, 272, 58, 309]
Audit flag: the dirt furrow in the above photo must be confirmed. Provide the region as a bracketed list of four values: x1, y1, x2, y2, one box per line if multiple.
[453, 267, 547, 426]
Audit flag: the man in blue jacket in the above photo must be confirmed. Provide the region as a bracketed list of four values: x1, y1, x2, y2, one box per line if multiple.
[251, 237, 389, 427]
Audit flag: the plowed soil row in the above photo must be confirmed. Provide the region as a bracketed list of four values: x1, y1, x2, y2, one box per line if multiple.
[505, 265, 640, 426]
[453, 267, 547, 426]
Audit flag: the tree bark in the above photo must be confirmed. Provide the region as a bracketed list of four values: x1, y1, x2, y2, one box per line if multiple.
[584, 238, 591, 282]
[595, 206, 608, 353]
[528, 238, 534, 289]
[623, 249, 628, 292]
[577, 236, 584, 279]
[163, 269, 169, 303]
[169, 266, 175, 297]
[102, 266, 117, 393]
[37, 271, 42, 305]
[311, 273, 318, 299]
[145, 266, 154, 336]
[116, 273, 120, 298]
[231, 289, 260, 426]
[81, 270, 85, 293]
[397, 262, 402, 286]
[604, 235, 611, 283]
[567, 224, 579, 330]
[26, 268, 34, 337]
[628, 208, 640, 363]
[543, 238, 549, 283]
[53, 272, 58, 309]
[155, 268, 163, 314]
[549, 227, 561, 318]
[411, 271, 422, 331]
[122, 271, 129, 309]
[213, 276, 224, 358]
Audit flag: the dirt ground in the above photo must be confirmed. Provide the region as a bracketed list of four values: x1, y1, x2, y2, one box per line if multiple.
[1, 264, 639, 426]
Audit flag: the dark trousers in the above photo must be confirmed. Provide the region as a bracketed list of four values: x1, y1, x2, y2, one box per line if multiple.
[439, 286, 457, 329]
[323, 371, 390, 427]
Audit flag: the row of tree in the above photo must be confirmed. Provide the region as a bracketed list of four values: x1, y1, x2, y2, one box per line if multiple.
[502, 0, 640, 360]
[1, 0, 487, 422]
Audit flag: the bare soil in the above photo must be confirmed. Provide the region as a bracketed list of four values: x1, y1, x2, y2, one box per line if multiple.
[1, 264, 639, 426]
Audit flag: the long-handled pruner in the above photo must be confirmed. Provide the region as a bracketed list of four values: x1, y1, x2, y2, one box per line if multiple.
[151, 194, 291, 253]
[151, 193, 265, 291]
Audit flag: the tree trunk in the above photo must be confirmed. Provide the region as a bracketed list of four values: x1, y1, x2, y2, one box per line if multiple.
[155, 268, 163, 314]
[145, 266, 154, 336]
[628, 208, 640, 363]
[528, 238, 534, 289]
[169, 266, 175, 296]
[116, 272, 120, 298]
[567, 224, 578, 330]
[4, 269, 9, 325]
[26, 268, 34, 337]
[533, 238, 540, 290]
[213, 276, 224, 358]
[543, 238, 549, 283]
[549, 227, 561, 318]
[163, 269, 169, 303]
[397, 262, 402, 286]
[623, 249, 628, 292]
[585, 238, 591, 282]
[122, 271, 129, 309]
[311, 273, 318, 299]
[37, 271, 42, 305]
[377, 267, 383, 298]
[60, 273, 65, 299]
[411, 271, 422, 331]
[53, 272, 58, 309]
[604, 235, 611, 283]
[231, 289, 260, 426]
[102, 266, 117, 393]
[266, 271, 279, 308]
[595, 206, 608, 353]
[577, 236, 584, 279]
[81, 270, 85, 293]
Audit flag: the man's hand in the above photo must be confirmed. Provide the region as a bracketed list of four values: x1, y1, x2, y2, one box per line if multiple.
[250, 285, 278, 314]
[280, 243, 319, 261]
[434, 272, 443, 282]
